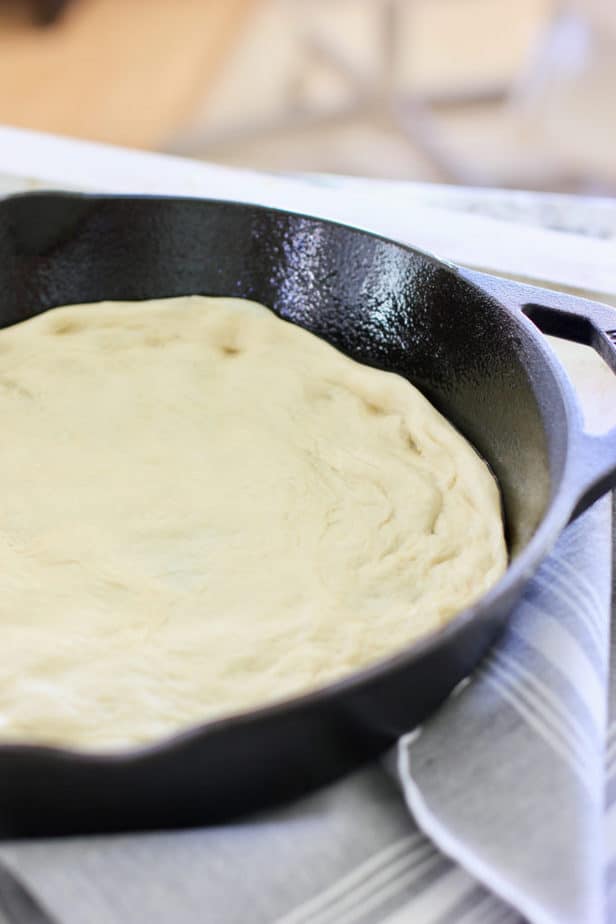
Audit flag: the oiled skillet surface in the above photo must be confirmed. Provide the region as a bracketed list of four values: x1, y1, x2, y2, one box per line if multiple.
[0, 193, 566, 837]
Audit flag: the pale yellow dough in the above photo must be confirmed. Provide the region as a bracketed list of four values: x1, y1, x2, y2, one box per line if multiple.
[0, 296, 506, 748]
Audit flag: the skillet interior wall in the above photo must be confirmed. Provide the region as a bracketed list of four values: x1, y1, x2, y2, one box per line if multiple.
[0, 194, 564, 554]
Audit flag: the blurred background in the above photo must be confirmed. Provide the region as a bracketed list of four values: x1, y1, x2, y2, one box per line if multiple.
[1, 0, 615, 193]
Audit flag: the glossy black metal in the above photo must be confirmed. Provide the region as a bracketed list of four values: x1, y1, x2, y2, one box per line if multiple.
[0, 192, 614, 838]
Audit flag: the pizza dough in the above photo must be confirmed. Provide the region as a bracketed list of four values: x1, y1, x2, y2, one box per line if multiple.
[0, 296, 506, 748]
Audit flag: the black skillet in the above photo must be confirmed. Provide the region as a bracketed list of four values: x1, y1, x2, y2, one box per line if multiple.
[0, 192, 615, 838]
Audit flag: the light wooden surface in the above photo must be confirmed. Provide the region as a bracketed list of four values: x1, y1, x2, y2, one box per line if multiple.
[0, 0, 256, 149]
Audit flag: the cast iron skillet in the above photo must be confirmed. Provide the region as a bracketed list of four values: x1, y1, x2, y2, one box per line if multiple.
[0, 192, 615, 839]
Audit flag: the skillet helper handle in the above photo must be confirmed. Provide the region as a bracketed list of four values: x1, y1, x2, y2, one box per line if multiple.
[460, 268, 616, 520]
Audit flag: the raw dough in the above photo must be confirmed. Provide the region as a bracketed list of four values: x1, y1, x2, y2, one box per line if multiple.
[0, 296, 506, 748]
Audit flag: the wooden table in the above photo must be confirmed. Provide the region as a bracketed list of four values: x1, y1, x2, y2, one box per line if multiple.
[0, 0, 255, 149]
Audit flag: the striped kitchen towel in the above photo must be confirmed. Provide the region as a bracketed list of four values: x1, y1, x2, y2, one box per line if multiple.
[0, 496, 612, 924]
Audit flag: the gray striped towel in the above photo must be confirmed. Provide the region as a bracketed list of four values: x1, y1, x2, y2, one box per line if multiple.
[0, 496, 613, 924]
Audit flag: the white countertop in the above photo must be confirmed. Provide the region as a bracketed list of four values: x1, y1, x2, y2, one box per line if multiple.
[0, 125, 615, 433]
[1, 126, 615, 299]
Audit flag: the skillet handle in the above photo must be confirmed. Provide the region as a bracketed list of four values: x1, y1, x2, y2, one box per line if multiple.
[459, 267, 616, 520]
